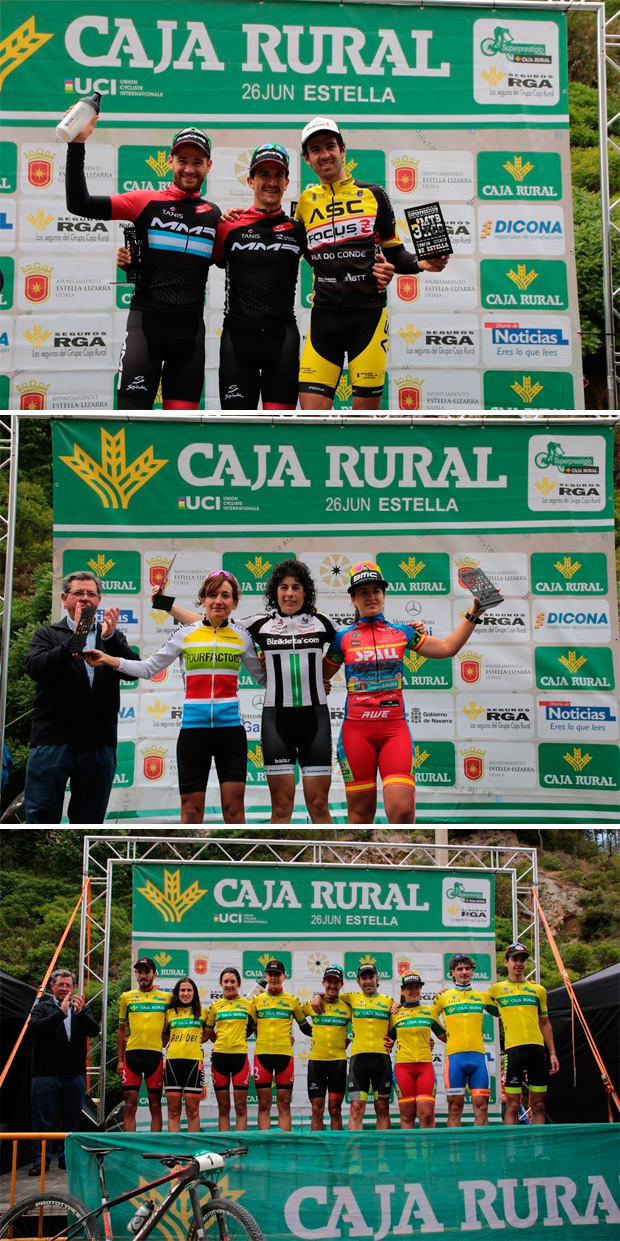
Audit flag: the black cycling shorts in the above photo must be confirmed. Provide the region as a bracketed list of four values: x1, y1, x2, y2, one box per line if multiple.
[348, 1053, 393, 1102]
[307, 1059, 347, 1101]
[262, 704, 332, 778]
[219, 321, 299, 409]
[122, 1050, 163, 1093]
[176, 725, 247, 794]
[211, 1052, 251, 1091]
[117, 308, 205, 410]
[164, 1058, 204, 1095]
[504, 1044, 548, 1094]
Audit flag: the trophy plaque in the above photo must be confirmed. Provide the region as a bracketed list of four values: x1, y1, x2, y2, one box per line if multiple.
[69, 605, 97, 654]
[458, 567, 504, 612]
[404, 203, 453, 261]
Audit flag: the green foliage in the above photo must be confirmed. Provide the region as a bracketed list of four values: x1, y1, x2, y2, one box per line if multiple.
[561, 941, 593, 973]
[573, 187, 605, 357]
[569, 82, 600, 147]
[538, 853, 563, 872]
[3, 564, 52, 805]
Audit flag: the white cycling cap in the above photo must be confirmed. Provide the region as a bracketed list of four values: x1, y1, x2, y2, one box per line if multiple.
[301, 117, 343, 149]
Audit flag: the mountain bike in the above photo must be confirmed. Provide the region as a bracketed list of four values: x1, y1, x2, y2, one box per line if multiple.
[0, 1146, 262, 1241]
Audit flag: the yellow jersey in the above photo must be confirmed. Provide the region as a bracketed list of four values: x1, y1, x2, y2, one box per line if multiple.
[118, 988, 171, 1053]
[303, 998, 351, 1061]
[165, 1005, 208, 1061]
[431, 987, 496, 1056]
[389, 1004, 445, 1064]
[206, 996, 257, 1055]
[254, 991, 307, 1056]
[487, 981, 547, 1050]
[341, 991, 392, 1056]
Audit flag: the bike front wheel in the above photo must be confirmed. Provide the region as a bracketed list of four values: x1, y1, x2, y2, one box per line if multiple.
[480, 38, 498, 55]
[189, 1199, 263, 1241]
[0, 1193, 102, 1241]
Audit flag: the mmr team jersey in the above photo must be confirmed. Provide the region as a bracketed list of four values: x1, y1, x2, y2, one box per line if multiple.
[241, 611, 338, 707]
[205, 996, 257, 1054]
[116, 619, 265, 728]
[303, 998, 351, 1061]
[341, 991, 393, 1055]
[118, 988, 171, 1052]
[165, 1005, 208, 1060]
[253, 991, 307, 1055]
[431, 987, 497, 1056]
[389, 1004, 445, 1064]
[487, 981, 547, 1050]
[213, 207, 307, 327]
[326, 614, 427, 722]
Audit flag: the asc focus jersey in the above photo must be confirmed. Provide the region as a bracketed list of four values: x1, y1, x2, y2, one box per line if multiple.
[389, 1004, 445, 1064]
[487, 981, 547, 1050]
[65, 144, 220, 316]
[165, 1005, 208, 1060]
[326, 614, 428, 722]
[205, 996, 257, 1054]
[213, 207, 307, 327]
[303, 998, 351, 1061]
[341, 991, 392, 1056]
[431, 987, 497, 1056]
[118, 987, 171, 1053]
[241, 611, 338, 708]
[295, 174, 419, 310]
[253, 991, 307, 1056]
[116, 619, 265, 729]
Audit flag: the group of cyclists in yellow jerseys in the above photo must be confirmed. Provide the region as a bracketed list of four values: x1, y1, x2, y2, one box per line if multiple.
[116, 943, 558, 1133]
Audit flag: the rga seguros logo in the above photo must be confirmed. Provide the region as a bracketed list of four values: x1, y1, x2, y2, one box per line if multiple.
[60, 427, 168, 509]
[442, 875, 491, 926]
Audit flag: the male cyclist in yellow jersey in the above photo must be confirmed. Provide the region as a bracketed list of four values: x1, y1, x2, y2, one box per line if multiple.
[303, 964, 351, 1130]
[117, 956, 171, 1131]
[253, 959, 312, 1131]
[313, 961, 393, 1129]
[488, 942, 559, 1124]
[431, 953, 497, 1127]
[388, 971, 446, 1129]
[296, 117, 450, 411]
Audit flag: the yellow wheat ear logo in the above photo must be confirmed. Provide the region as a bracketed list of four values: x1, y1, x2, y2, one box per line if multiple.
[513, 376, 543, 405]
[154, 951, 172, 969]
[146, 700, 169, 720]
[135, 1173, 244, 1231]
[248, 745, 264, 768]
[0, 17, 54, 90]
[245, 555, 272, 579]
[503, 156, 535, 183]
[359, 953, 377, 967]
[482, 67, 505, 86]
[23, 324, 51, 348]
[26, 209, 54, 231]
[461, 700, 484, 721]
[404, 650, 426, 673]
[344, 155, 358, 176]
[336, 372, 353, 403]
[145, 150, 171, 178]
[535, 476, 556, 496]
[554, 556, 581, 580]
[558, 650, 587, 675]
[507, 264, 538, 292]
[258, 953, 272, 967]
[413, 745, 430, 769]
[563, 747, 592, 773]
[398, 323, 423, 345]
[399, 555, 425, 579]
[60, 427, 168, 510]
[138, 869, 207, 923]
[88, 554, 115, 578]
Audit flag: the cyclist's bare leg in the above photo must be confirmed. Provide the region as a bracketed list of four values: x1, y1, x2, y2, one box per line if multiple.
[184, 1094, 201, 1132]
[311, 1098, 326, 1131]
[180, 792, 205, 825]
[123, 1089, 139, 1131]
[347, 1099, 367, 1130]
[267, 773, 296, 823]
[352, 394, 382, 410]
[399, 1100, 416, 1129]
[374, 1098, 391, 1130]
[382, 784, 414, 825]
[530, 1092, 547, 1125]
[327, 1096, 343, 1130]
[216, 1089, 231, 1131]
[233, 1088, 248, 1130]
[504, 1094, 521, 1125]
[346, 789, 377, 824]
[447, 1095, 465, 1127]
[148, 1092, 163, 1132]
[472, 1095, 489, 1126]
[302, 774, 333, 824]
[166, 1092, 182, 1132]
[220, 781, 246, 824]
[417, 1100, 435, 1128]
[299, 393, 333, 410]
[256, 1085, 273, 1130]
[276, 1087, 292, 1131]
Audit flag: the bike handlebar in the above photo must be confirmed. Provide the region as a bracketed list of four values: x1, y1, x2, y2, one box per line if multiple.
[142, 1147, 248, 1165]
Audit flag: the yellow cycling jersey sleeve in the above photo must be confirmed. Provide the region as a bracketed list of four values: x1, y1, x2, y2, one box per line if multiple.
[165, 1005, 208, 1060]
[487, 981, 547, 1050]
[431, 988, 494, 1056]
[389, 1004, 444, 1064]
[303, 998, 351, 1061]
[206, 996, 256, 1055]
[118, 988, 171, 1053]
[341, 991, 392, 1055]
[254, 991, 306, 1056]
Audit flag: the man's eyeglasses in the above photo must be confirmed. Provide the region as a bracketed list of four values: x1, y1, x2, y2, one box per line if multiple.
[67, 590, 100, 599]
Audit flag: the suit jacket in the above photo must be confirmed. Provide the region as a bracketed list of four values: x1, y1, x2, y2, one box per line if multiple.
[30, 995, 100, 1077]
[26, 618, 136, 748]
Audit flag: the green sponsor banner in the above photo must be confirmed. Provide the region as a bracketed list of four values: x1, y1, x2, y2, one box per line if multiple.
[538, 742, 620, 792]
[530, 552, 608, 595]
[132, 864, 495, 939]
[332, 368, 390, 411]
[120, 645, 140, 691]
[52, 420, 613, 533]
[344, 951, 392, 981]
[0, 375, 9, 408]
[113, 740, 135, 787]
[243, 950, 293, 979]
[535, 647, 615, 692]
[246, 740, 268, 783]
[0, 4, 569, 121]
[477, 150, 563, 199]
[116, 283, 134, 311]
[136, 947, 189, 978]
[378, 551, 451, 594]
[62, 548, 141, 593]
[67, 1127, 620, 1237]
[223, 551, 294, 594]
[412, 741, 456, 786]
[443, 951, 492, 982]
[480, 259, 568, 311]
[0, 142, 17, 192]
[483, 370, 575, 410]
[0, 257, 14, 310]
[403, 655, 453, 690]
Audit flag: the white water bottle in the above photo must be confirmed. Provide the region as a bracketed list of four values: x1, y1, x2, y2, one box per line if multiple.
[56, 91, 101, 143]
[127, 1201, 154, 1234]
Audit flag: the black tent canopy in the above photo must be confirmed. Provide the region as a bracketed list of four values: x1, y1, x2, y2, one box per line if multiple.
[546, 962, 620, 1124]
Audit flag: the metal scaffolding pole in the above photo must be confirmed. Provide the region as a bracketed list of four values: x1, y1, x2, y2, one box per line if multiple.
[0, 416, 19, 759]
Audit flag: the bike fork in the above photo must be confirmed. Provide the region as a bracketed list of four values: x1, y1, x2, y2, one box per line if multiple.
[189, 1184, 207, 1241]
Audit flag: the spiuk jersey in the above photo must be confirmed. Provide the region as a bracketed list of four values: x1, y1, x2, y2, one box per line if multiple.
[165, 1005, 208, 1061]
[326, 614, 427, 721]
[241, 611, 338, 708]
[303, 998, 351, 1061]
[118, 988, 171, 1053]
[487, 981, 547, 1050]
[213, 207, 306, 327]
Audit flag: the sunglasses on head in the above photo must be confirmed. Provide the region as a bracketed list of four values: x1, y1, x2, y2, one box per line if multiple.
[252, 142, 289, 166]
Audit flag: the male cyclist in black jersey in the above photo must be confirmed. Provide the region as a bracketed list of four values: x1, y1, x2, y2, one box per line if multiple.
[296, 117, 450, 411]
[65, 117, 220, 410]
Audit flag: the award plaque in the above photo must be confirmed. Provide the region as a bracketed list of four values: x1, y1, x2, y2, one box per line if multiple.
[404, 203, 453, 261]
[458, 567, 504, 612]
[152, 553, 176, 612]
[69, 605, 97, 654]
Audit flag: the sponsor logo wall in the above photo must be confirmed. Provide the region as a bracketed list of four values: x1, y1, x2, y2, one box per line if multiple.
[1, 1, 583, 410]
[51, 419, 619, 822]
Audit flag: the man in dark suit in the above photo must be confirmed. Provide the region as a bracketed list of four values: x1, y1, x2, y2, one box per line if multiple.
[24, 570, 136, 823]
[29, 968, 100, 1174]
